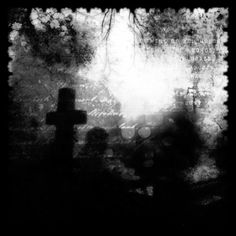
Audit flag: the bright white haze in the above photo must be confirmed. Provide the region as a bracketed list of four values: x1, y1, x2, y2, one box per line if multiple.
[79, 9, 193, 121]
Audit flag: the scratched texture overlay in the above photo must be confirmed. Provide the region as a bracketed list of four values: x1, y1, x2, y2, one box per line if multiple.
[8, 8, 229, 227]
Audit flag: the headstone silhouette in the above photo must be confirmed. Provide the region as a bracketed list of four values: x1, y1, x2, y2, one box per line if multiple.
[46, 88, 87, 172]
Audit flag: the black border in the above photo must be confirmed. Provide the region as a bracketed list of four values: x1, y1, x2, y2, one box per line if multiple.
[4, 0, 234, 232]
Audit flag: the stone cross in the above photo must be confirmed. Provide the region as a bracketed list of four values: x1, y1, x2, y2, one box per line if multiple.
[46, 88, 87, 172]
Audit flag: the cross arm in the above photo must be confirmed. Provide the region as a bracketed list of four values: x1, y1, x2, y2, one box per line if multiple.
[46, 110, 87, 125]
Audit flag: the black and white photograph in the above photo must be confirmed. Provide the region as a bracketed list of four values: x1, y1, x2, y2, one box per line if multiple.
[7, 4, 231, 232]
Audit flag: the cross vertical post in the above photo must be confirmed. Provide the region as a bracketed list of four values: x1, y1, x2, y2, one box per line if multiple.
[46, 88, 87, 173]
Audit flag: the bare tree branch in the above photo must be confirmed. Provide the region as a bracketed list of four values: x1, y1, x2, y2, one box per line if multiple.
[101, 9, 110, 34]
[102, 9, 115, 41]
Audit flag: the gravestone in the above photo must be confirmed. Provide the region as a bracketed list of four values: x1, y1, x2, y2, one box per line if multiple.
[46, 88, 87, 172]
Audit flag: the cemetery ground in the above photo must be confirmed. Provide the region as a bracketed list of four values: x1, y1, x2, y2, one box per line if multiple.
[8, 89, 230, 231]
[8, 156, 229, 232]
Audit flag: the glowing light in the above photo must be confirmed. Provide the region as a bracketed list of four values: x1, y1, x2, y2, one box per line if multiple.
[80, 10, 192, 122]
[121, 127, 135, 139]
[106, 12, 192, 120]
[76, 9, 228, 147]
[138, 127, 151, 138]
